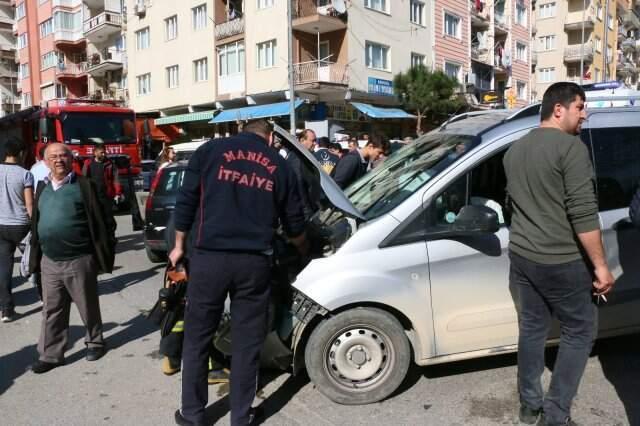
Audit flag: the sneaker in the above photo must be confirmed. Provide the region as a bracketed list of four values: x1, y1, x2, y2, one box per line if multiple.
[162, 356, 181, 375]
[207, 368, 230, 385]
[520, 405, 542, 424]
[1, 308, 16, 323]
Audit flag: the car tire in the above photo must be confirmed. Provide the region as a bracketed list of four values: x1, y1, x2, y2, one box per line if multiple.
[304, 307, 411, 405]
[145, 246, 167, 263]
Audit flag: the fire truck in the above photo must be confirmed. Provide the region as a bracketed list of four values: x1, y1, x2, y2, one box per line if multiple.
[0, 99, 143, 204]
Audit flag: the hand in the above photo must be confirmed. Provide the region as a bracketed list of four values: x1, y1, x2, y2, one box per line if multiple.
[593, 265, 615, 296]
[168, 247, 184, 267]
[113, 194, 125, 205]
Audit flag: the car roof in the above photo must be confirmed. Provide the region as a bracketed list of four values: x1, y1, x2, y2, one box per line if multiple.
[171, 140, 209, 153]
[437, 110, 513, 135]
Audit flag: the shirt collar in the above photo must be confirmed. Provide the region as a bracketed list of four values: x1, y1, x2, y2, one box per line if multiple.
[356, 149, 367, 164]
[45, 171, 76, 190]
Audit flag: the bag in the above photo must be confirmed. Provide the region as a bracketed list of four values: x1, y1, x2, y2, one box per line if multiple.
[18, 231, 31, 278]
[630, 186, 640, 229]
[146, 260, 188, 334]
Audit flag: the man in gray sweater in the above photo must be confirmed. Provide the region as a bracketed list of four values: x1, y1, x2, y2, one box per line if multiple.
[504, 82, 615, 426]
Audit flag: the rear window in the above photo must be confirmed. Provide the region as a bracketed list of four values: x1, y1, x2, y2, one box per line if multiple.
[154, 168, 185, 196]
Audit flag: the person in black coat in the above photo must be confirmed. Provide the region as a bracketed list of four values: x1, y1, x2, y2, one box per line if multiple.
[331, 134, 387, 189]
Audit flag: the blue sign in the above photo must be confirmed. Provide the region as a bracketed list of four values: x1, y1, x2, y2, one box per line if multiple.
[368, 77, 394, 96]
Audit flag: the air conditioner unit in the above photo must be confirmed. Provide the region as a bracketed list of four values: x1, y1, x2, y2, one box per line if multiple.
[134, 2, 146, 16]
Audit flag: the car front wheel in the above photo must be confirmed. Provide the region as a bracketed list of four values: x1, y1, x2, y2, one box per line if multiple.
[304, 307, 411, 405]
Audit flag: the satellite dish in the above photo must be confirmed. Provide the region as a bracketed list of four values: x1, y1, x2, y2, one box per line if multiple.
[332, 0, 347, 14]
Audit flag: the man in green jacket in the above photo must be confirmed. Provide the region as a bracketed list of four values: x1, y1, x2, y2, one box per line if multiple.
[29, 143, 116, 374]
[504, 82, 615, 426]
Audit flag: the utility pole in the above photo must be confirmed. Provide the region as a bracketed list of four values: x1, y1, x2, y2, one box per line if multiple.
[287, 0, 296, 135]
[603, 0, 610, 82]
[580, 0, 586, 85]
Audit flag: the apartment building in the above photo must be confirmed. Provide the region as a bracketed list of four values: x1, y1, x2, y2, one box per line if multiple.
[531, 0, 620, 100]
[0, 0, 18, 116]
[435, 0, 531, 108]
[14, 0, 126, 109]
[616, 0, 640, 87]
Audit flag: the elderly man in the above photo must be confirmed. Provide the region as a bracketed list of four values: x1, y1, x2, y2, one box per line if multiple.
[28, 143, 116, 374]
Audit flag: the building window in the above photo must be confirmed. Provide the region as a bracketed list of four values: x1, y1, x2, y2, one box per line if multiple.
[538, 2, 556, 18]
[257, 40, 277, 69]
[17, 33, 27, 50]
[257, 0, 274, 8]
[21, 93, 32, 108]
[596, 4, 603, 20]
[539, 35, 556, 51]
[365, 41, 390, 71]
[193, 57, 209, 81]
[539, 67, 555, 83]
[56, 84, 67, 99]
[16, 2, 26, 20]
[595, 36, 602, 52]
[41, 52, 57, 70]
[136, 27, 150, 50]
[594, 67, 600, 82]
[41, 84, 55, 102]
[444, 12, 461, 38]
[516, 81, 527, 100]
[410, 1, 425, 25]
[53, 11, 81, 31]
[218, 41, 245, 76]
[411, 53, 426, 67]
[516, 1, 527, 26]
[40, 18, 54, 38]
[165, 15, 178, 41]
[137, 73, 151, 95]
[364, 0, 388, 13]
[166, 65, 179, 88]
[516, 42, 527, 62]
[444, 61, 461, 81]
[18, 63, 29, 79]
[192, 4, 207, 30]
[607, 14, 614, 30]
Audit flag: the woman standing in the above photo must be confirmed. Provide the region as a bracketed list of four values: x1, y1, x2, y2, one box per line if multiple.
[0, 139, 33, 322]
[158, 146, 176, 170]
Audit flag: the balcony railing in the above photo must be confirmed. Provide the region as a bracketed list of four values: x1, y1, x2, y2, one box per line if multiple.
[622, 8, 640, 29]
[83, 11, 122, 34]
[622, 38, 637, 51]
[471, 45, 490, 64]
[54, 29, 84, 43]
[292, 0, 347, 19]
[215, 17, 244, 40]
[564, 43, 594, 61]
[52, 0, 82, 7]
[84, 88, 128, 103]
[531, 51, 537, 65]
[293, 60, 348, 85]
[565, 8, 596, 29]
[55, 61, 88, 77]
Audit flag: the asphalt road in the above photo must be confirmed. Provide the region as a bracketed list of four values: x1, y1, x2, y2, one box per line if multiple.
[1, 215, 638, 425]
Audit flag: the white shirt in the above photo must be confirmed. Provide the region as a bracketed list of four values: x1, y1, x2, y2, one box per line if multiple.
[30, 160, 50, 185]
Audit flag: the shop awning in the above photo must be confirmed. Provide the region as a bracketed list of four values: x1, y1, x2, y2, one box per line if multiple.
[154, 110, 217, 126]
[351, 102, 415, 119]
[210, 100, 304, 124]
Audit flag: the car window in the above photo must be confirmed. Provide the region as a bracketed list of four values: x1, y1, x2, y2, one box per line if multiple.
[154, 169, 185, 196]
[587, 127, 640, 211]
[428, 150, 507, 230]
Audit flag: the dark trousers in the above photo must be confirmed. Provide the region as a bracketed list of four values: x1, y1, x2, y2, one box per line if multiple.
[182, 250, 270, 426]
[38, 254, 104, 363]
[0, 224, 30, 311]
[510, 251, 597, 425]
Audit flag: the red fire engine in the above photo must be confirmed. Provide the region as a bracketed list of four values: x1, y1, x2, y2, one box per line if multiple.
[0, 99, 143, 201]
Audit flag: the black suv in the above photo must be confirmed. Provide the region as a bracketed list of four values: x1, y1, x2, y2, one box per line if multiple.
[143, 162, 186, 262]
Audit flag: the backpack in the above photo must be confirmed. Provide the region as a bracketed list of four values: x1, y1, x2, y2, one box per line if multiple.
[630, 185, 640, 229]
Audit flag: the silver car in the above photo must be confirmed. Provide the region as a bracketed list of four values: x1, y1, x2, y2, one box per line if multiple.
[269, 102, 640, 405]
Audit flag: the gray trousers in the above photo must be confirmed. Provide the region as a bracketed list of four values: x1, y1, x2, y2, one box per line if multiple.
[38, 254, 104, 363]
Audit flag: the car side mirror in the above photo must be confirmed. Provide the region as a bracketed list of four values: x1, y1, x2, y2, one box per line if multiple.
[452, 205, 500, 234]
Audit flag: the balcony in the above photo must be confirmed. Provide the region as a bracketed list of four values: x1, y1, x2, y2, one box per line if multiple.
[622, 38, 637, 52]
[52, 0, 83, 7]
[0, 42, 13, 52]
[622, 8, 640, 29]
[294, 60, 348, 86]
[531, 51, 537, 65]
[617, 58, 637, 76]
[86, 49, 124, 76]
[565, 9, 595, 31]
[0, 15, 12, 25]
[0, 67, 17, 78]
[215, 17, 244, 41]
[54, 29, 85, 45]
[292, 0, 347, 34]
[83, 11, 122, 42]
[471, 45, 491, 65]
[470, 0, 490, 28]
[564, 43, 594, 62]
[217, 72, 245, 96]
[494, 13, 509, 34]
[84, 87, 128, 103]
[55, 61, 88, 80]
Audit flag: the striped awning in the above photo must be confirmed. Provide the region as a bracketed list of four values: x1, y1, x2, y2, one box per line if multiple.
[154, 110, 216, 126]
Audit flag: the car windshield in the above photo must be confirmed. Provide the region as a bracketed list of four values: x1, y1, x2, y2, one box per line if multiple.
[61, 112, 136, 144]
[345, 132, 478, 220]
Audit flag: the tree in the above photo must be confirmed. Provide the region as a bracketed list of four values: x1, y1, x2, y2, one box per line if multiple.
[394, 65, 466, 135]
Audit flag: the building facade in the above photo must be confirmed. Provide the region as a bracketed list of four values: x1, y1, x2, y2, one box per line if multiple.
[0, 0, 18, 116]
[14, 0, 126, 109]
[615, 0, 640, 87]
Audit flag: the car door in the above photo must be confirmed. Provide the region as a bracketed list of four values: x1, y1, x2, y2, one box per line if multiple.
[426, 130, 537, 356]
[582, 111, 640, 332]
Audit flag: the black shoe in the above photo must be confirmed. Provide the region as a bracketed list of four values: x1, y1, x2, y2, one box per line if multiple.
[520, 405, 542, 424]
[1, 308, 16, 323]
[86, 346, 105, 361]
[31, 360, 64, 374]
[249, 406, 264, 425]
[174, 409, 197, 426]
